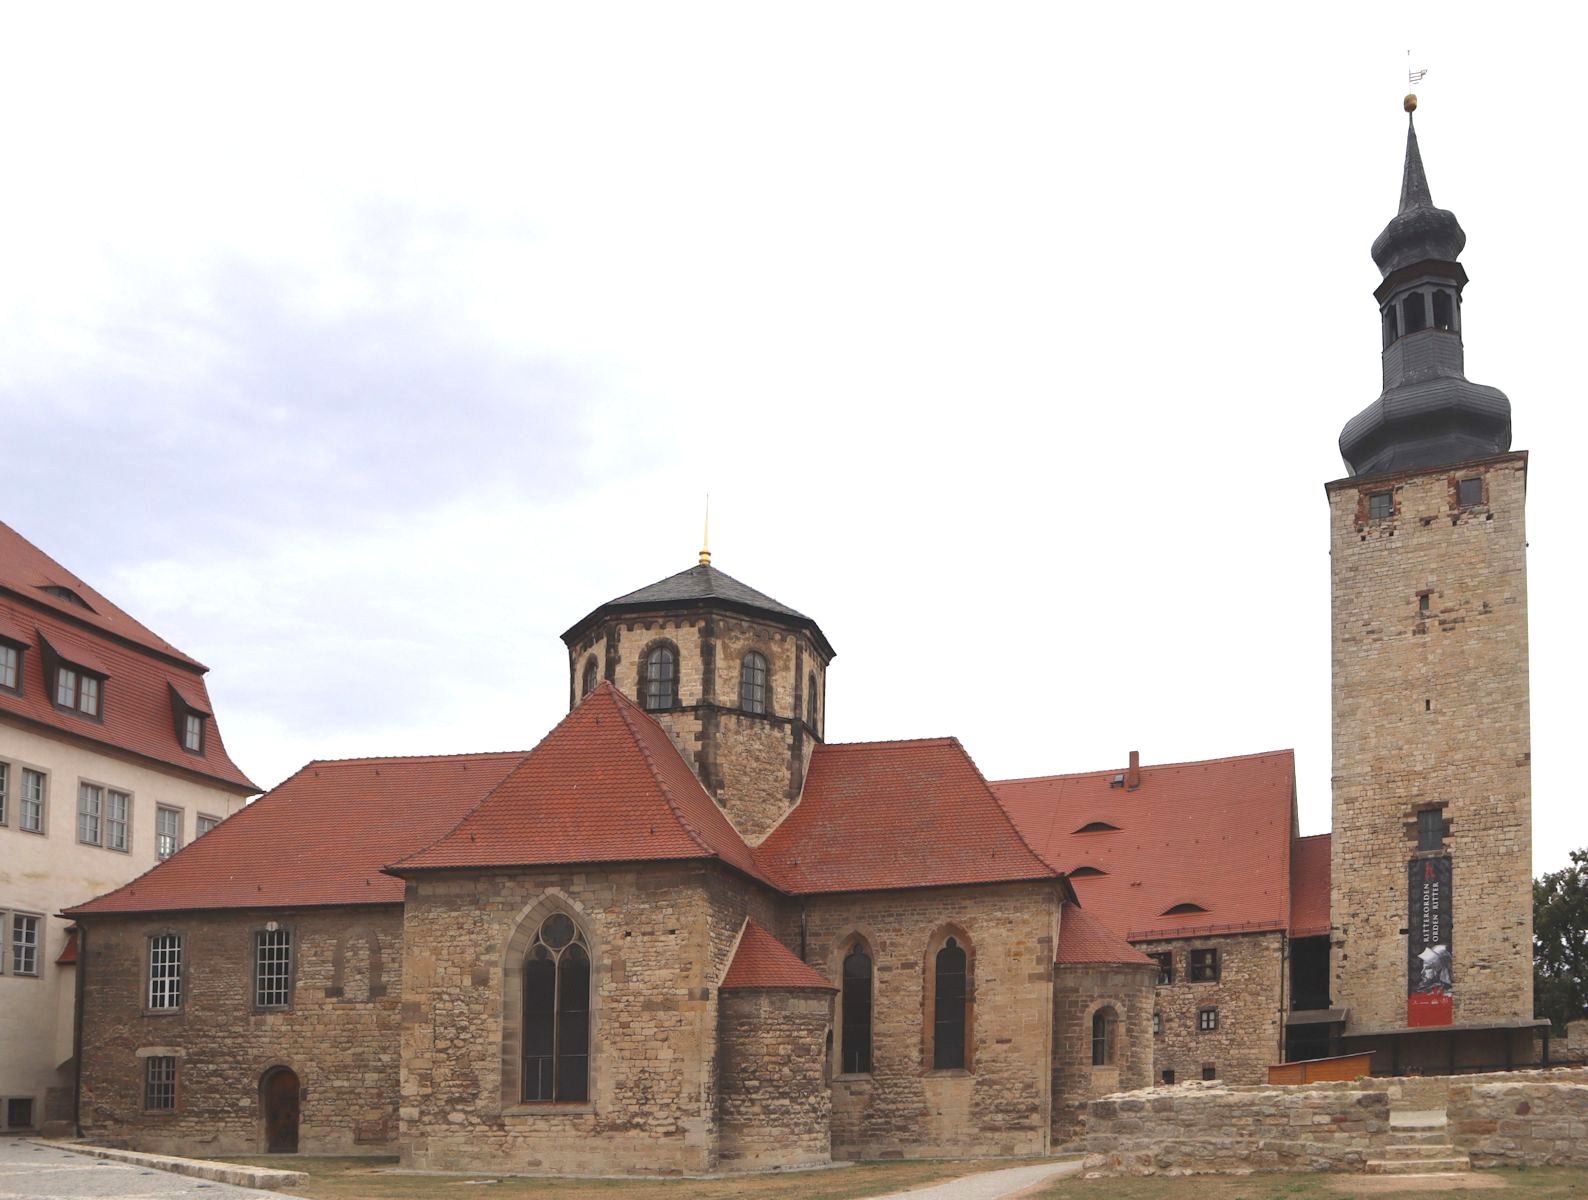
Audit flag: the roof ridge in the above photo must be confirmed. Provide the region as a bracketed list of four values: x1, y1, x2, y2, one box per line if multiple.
[949, 736, 1058, 879]
[816, 736, 959, 751]
[305, 749, 532, 768]
[718, 915, 752, 988]
[607, 686, 718, 861]
[994, 747, 1296, 784]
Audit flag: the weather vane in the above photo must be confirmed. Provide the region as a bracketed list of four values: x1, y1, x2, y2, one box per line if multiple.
[1406, 50, 1427, 112]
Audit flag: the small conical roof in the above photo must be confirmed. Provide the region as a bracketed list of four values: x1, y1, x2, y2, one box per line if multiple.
[1371, 115, 1466, 276]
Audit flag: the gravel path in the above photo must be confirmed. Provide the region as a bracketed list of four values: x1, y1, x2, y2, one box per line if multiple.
[867, 1159, 1081, 1200]
[0, 1140, 296, 1200]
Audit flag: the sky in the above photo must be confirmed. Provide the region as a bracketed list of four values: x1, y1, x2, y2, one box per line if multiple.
[1, 4, 1582, 874]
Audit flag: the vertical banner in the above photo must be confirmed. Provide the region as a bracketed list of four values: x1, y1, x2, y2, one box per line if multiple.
[1407, 856, 1453, 1026]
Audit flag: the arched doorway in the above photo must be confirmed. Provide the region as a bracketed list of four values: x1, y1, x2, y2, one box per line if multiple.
[261, 1066, 300, 1153]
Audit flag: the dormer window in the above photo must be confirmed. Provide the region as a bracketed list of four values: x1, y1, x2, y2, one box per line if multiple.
[168, 682, 211, 755]
[0, 640, 20, 694]
[39, 584, 92, 611]
[54, 666, 101, 716]
[183, 713, 205, 753]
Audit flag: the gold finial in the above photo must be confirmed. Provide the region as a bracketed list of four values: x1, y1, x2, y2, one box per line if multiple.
[699, 495, 711, 566]
[1404, 93, 1418, 113]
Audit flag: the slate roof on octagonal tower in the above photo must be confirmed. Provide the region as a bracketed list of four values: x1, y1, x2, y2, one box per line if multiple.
[390, 682, 775, 886]
[66, 751, 529, 915]
[992, 750, 1295, 942]
[562, 562, 834, 659]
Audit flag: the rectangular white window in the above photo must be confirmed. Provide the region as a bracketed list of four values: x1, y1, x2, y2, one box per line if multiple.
[144, 1056, 177, 1110]
[148, 934, 182, 1009]
[79, 674, 99, 715]
[0, 761, 8, 826]
[107, 790, 130, 852]
[156, 807, 182, 860]
[196, 813, 219, 837]
[0, 644, 17, 690]
[254, 929, 292, 1008]
[78, 783, 103, 845]
[11, 914, 39, 976]
[20, 770, 44, 833]
[183, 713, 203, 752]
[55, 666, 77, 707]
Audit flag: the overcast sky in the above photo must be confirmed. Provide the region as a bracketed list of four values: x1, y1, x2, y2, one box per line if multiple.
[2, 4, 1582, 874]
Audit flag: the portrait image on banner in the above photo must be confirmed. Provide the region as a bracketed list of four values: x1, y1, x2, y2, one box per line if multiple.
[1408, 855, 1453, 1027]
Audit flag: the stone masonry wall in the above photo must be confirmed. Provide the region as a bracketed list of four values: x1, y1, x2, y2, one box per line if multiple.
[1329, 454, 1533, 1031]
[1074, 1081, 1391, 1175]
[1448, 1069, 1588, 1167]
[400, 860, 785, 1176]
[77, 907, 402, 1156]
[1145, 932, 1284, 1085]
[800, 882, 1059, 1160]
[717, 989, 833, 1169]
[566, 611, 829, 841]
[1051, 961, 1156, 1141]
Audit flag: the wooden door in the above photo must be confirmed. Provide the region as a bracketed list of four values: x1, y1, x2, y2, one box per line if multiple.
[263, 1068, 300, 1153]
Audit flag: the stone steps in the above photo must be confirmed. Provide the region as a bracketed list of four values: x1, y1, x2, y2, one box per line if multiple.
[1382, 1143, 1464, 1161]
[1366, 1110, 1470, 1175]
[1365, 1157, 1471, 1175]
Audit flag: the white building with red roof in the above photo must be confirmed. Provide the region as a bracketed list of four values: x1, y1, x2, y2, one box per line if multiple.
[0, 519, 257, 1136]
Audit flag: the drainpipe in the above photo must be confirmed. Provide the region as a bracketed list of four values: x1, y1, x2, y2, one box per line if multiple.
[799, 908, 808, 961]
[72, 923, 87, 1136]
[1277, 931, 1289, 1065]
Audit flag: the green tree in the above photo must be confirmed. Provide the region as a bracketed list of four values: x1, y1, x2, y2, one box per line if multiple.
[1534, 849, 1588, 1035]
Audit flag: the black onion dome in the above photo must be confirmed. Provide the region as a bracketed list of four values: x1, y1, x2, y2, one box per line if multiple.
[1371, 116, 1466, 276]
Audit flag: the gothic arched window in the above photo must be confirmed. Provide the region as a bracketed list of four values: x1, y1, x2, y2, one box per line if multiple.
[1091, 1007, 1117, 1066]
[740, 652, 769, 715]
[933, 936, 968, 1070]
[642, 645, 677, 711]
[806, 672, 818, 729]
[522, 913, 590, 1103]
[841, 944, 872, 1074]
[581, 656, 599, 698]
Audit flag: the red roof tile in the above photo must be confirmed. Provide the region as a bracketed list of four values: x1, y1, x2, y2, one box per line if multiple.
[66, 752, 528, 915]
[993, 750, 1296, 941]
[756, 738, 1059, 895]
[1290, 833, 1332, 937]
[0, 520, 204, 667]
[391, 684, 773, 885]
[56, 930, 80, 965]
[721, 920, 836, 991]
[0, 597, 256, 793]
[1056, 902, 1154, 966]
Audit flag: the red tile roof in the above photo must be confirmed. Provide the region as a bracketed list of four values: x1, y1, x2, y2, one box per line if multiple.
[1056, 902, 1154, 966]
[0, 596, 256, 793]
[1290, 833, 1332, 937]
[720, 920, 836, 991]
[0, 520, 204, 667]
[756, 738, 1059, 895]
[391, 684, 773, 885]
[56, 930, 80, 965]
[993, 750, 1296, 942]
[66, 752, 528, 915]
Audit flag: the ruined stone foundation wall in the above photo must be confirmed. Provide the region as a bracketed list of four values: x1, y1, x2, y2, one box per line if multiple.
[717, 989, 833, 1169]
[1329, 455, 1533, 1030]
[800, 882, 1059, 1161]
[1075, 1081, 1390, 1175]
[1449, 1069, 1588, 1167]
[1051, 961, 1156, 1141]
[77, 907, 402, 1156]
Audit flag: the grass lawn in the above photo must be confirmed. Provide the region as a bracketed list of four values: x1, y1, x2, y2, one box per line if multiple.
[214, 1155, 1026, 1200]
[1033, 1166, 1588, 1199]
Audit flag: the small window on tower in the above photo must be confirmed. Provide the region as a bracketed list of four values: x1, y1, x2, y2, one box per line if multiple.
[1432, 290, 1455, 330]
[1457, 478, 1483, 508]
[1403, 292, 1429, 335]
[1417, 807, 1446, 852]
[1419, 593, 1431, 614]
[581, 656, 599, 698]
[1382, 306, 1398, 349]
[1368, 491, 1394, 520]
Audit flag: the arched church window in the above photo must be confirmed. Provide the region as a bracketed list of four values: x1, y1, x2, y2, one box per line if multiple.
[522, 913, 590, 1103]
[841, 944, 872, 1074]
[806, 672, 818, 729]
[740, 652, 768, 714]
[933, 936, 968, 1070]
[1091, 1007, 1117, 1066]
[642, 645, 677, 711]
[581, 656, 599, 698]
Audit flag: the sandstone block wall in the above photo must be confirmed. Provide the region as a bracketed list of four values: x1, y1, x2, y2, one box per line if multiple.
[800, 882, 1058, 1160]
[1051, 961, 1156, 1140]
[566, 611, 828, 840]
[1146, 932, 1284, 1085]
[1074, 1081, 1391, 1175]
[717, 989, 833, 1169]
[1448, 1069, 1588, 1166]
[400, 860, 790, 1175]
[1328, 454, 1533, 1031]
[77, 907, 402, 1156]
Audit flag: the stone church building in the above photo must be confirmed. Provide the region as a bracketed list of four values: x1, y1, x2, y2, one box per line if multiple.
[64, 102, 1541, 1172]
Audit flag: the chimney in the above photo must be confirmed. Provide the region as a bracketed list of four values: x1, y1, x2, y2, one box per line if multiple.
[1126, 750, 1141, 790]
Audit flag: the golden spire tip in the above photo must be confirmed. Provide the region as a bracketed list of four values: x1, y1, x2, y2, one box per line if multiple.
[699, 495, 711, 566]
